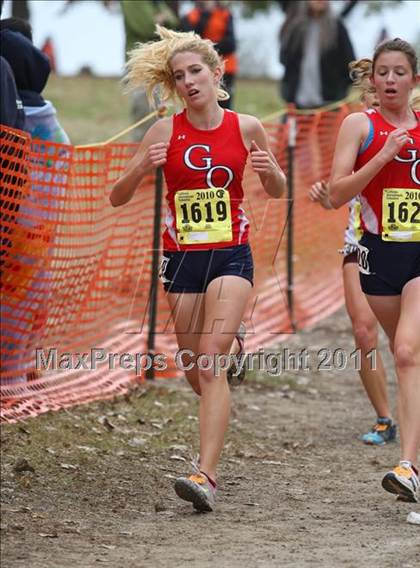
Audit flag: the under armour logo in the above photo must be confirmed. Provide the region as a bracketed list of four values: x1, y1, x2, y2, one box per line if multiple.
[380, 130, 389, 136]
[177, 134, 186, 140]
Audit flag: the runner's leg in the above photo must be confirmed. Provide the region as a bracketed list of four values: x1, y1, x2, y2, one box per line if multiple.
[197, 275, 252, 481]
[393, 277, 420, 465]
[167, 292, 205, 396]
[365, 294, 401, 446]
[343, 262, 390, 418]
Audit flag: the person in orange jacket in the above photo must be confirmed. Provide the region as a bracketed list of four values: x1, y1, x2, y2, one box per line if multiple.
[181, 0, 237, 109]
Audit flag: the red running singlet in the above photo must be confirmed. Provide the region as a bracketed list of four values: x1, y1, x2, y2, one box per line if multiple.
[162, 109, 250, 251]
[355, 108, 420, 241]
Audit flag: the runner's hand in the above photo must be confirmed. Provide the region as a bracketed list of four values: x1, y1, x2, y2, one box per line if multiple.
[250, 140, 277, 177]
[309, 180, 332, 209]
[141, 142, 169, 173]
[379, 128, 410, 163]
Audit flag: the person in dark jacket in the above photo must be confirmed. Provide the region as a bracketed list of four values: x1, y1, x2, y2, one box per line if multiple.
[279, 0, 355, 108]
[0, 56, 25, 129]
[1, 20, 69, 387]
[0, 22, 69, 142]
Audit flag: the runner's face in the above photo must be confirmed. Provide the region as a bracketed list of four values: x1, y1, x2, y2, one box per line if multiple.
[171, 51, 221, 108]
[372, 51, 416, 109]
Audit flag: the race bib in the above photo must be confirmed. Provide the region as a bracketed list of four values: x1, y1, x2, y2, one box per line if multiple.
[174, 188, 232, 245]
[382, 188, 420, 242]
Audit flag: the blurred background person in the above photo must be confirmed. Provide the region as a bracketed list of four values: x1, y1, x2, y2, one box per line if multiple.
[0, 4, 25, 315]
[0, 55, 26, 383]
[0, 55, 24, 129]
[121, 0, 178, 141]
[181, 0, 237, 109]
[279, 0, 355, 109]
[308, 66, 397, 446]
[1, 18, 69, 387]
[0, 18, 69, 142]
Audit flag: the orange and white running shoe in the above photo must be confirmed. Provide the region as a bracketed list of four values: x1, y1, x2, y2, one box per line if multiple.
[174, 472, 216, 512]
[382, 461, 419, 503]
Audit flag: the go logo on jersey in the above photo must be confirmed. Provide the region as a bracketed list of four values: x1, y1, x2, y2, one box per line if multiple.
[184, 145, 234, 189]
[394, 137, 420, 185]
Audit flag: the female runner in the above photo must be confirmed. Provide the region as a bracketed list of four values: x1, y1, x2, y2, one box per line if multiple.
[110, 25, 286, 512]
[330, 38, 420, 503]
[310, 61, 396, 446]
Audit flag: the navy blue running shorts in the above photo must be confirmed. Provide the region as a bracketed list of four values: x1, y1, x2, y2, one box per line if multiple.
[358, 232, 420, 296]
[159, 244, 254, 294]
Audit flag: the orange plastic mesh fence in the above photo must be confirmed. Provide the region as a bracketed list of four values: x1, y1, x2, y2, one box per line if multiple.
[1, 105, 352, 423]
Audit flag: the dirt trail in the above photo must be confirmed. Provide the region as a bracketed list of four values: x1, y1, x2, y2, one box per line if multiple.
[1, 307, 419, 568]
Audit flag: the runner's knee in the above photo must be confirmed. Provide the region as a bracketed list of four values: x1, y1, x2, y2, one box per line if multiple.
[393, 341, 418, 372]
[352, 318, 378, 353]
[185, 369, 202, 395]
[197, 341, 231, 384]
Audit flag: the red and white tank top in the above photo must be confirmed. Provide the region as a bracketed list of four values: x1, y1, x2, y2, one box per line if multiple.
[355, 108, 420, 242]
[162, 109, 249, 251]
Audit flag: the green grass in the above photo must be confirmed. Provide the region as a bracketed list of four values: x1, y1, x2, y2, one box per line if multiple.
[44, 75, 283, 145]
[44, 75, 131, 146]
[1, 385, 198, 479]
[234, 77, 283, 118]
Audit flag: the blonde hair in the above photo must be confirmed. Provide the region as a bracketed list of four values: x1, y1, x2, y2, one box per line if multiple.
[349, 58, 372, 86]
[124, 25, 228, 107]
[348, 58, 374, 103]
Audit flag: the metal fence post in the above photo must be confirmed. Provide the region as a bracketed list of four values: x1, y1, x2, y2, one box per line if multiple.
[146, 165, 163, 380]
[286, 115, 296, 332]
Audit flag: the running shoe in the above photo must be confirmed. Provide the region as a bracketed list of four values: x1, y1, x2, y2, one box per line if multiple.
[382, 461, 419, 503]
[174, 472, 216, 512]
[227, 322, 246, 387]
[360, 417, 397, 446]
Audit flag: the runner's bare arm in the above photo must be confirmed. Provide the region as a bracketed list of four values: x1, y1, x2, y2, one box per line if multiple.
[329, 113, 410, 208]
[239, 114, 286, 198]
[110, 118, 172, 207]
